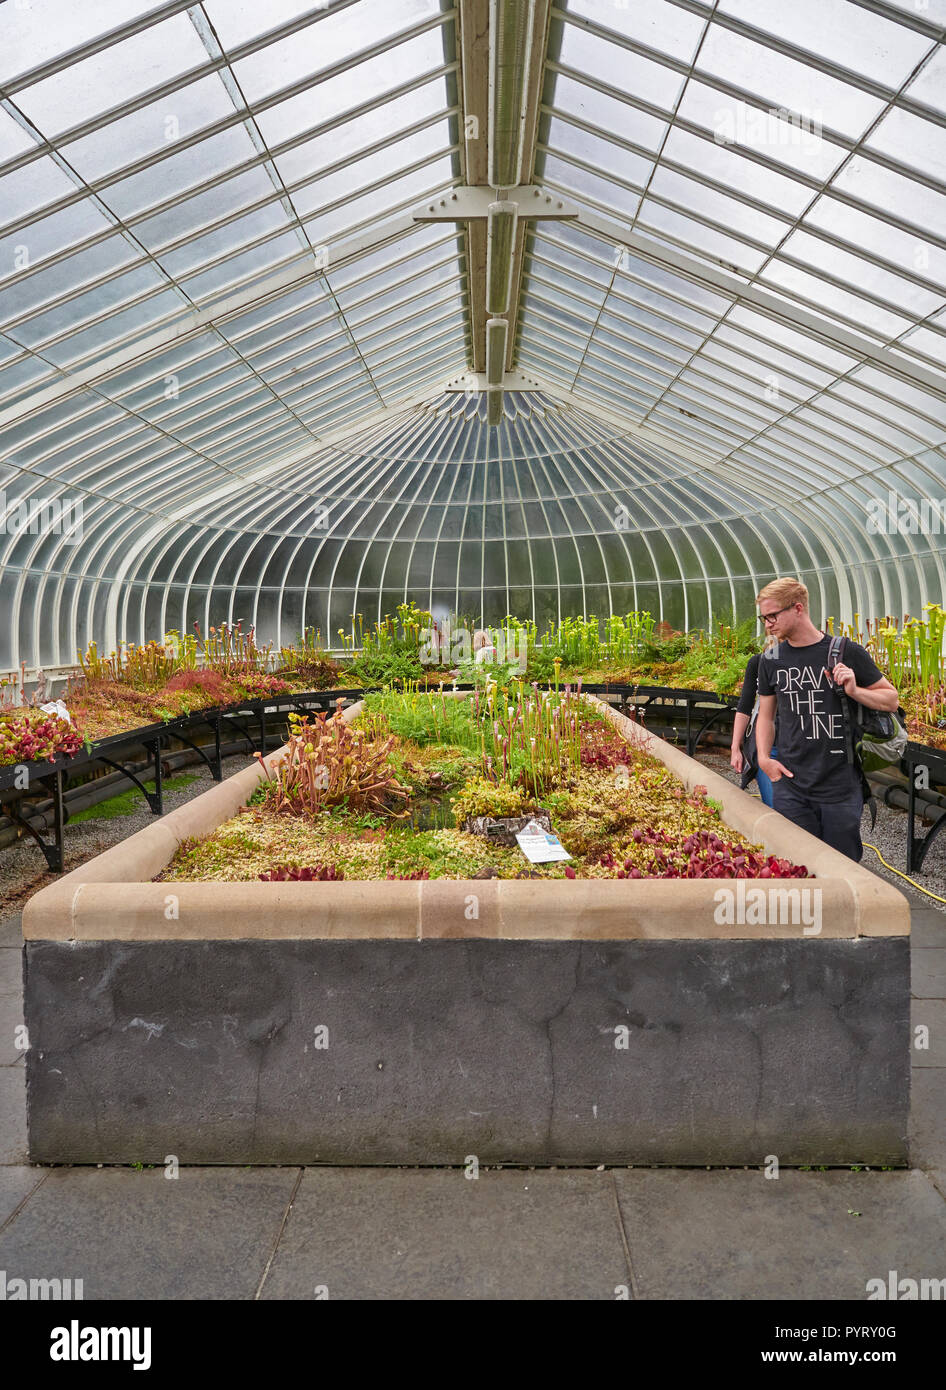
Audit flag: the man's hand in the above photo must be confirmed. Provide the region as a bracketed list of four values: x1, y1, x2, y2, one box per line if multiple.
[759, 756, 793, 781]
[730, 746, 744, 773]
[828, 661, 857, 696]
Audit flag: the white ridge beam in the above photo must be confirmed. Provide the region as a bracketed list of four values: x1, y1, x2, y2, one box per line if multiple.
[412, 185, 578, 220]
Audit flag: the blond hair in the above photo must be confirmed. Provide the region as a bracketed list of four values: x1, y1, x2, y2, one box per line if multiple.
[756, 578, 809, 612]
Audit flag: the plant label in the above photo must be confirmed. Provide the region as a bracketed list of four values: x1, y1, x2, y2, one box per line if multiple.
[515, 819, 571, 863]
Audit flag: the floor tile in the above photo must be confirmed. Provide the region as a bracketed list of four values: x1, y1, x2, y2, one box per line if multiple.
[912, 949, 946, 1000]
[0, 918, 23, 949]
[0, 1166, 299, 1299]
[911, 910, 946, 948]
[0, 1068, 27, 1165]
[911, 1001, 946, 1066]
[0, 1165, 45, 1227]
[909, 1069, 946, 1170]
[613, 1168, 946, 1300]
[261, 1167, 628, 1300]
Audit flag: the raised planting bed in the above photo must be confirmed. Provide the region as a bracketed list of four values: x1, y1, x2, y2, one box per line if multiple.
[22, 691, 911, 1167]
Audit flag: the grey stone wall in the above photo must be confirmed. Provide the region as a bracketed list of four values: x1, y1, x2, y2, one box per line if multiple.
[24, 937, 909, 1165]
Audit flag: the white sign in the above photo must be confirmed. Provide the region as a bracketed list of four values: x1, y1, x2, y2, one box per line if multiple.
[39, 699, 72, 725]
[515, 819, 571, 863]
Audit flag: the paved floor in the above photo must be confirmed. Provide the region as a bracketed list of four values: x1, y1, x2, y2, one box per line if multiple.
[1, 908, 944, 1300]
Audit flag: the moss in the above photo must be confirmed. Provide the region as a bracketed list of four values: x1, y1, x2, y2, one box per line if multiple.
[450, 776, 537, 823]
[69, 773, 200, 823]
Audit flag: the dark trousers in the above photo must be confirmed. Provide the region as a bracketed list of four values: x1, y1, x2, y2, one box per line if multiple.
[771, 771, 865, 862]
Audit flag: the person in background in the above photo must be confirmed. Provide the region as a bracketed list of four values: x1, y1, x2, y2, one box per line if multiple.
[730, 637, 779, 807]
[473, 629, 498, 665]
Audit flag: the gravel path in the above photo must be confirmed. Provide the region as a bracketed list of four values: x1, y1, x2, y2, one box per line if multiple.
[0, 754, 250, 919]
[2, 746, 944, 917]
[696, 748, 946, 914]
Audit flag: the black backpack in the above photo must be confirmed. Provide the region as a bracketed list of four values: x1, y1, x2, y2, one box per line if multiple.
[827, 634, 908, 827]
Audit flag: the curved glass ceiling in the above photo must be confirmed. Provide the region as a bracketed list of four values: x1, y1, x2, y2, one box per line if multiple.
[1, 0, 944, 669]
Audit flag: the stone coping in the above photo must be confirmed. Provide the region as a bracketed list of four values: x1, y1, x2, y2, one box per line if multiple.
[22, 692, 909, 942]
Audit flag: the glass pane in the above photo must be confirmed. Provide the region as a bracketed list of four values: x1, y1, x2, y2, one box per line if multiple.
[566, 0, 705, 62]
[647, 166, 788, 246]
[866, 108, 946, 183]
[233, 11, 443, 104]
[290, 122, 451, 218]
[696, 24, 883, 139]
[16, 14, 212, 135]
[0, 0, 171, 85]
[550, 75, 667, 154]
[777, 229, 942, 316]
[104, 126, 264, 221]
[272, 77, 447, 184]
[805, 195, 946, 292]
[545, 117, 653, 189]
[63, 74, 238, 182]
[542, 155, 641, 222]
[557, 27, 685, 111]
[0, 156, 78, 227]
[0, 107, 41, 162]
[675, 81, 845, 182]
[718, 0, 931, 85]
[906, 44, 946, 115]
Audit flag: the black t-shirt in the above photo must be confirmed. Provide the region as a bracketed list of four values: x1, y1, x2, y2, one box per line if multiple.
[757, 634, 883, 799]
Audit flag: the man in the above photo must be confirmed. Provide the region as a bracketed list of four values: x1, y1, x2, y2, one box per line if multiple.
[754, 578, 898, 862]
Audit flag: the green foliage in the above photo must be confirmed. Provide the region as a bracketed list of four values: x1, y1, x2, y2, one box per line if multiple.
[275, 652, 342, 690]
[525, 645, 558, 681]
[344, 648, 424, 687]
[453, 655, 524, 694]
[339, 601, 433, 686]
[493, 611, 658, 671]
[69, 773, 200, 822]
[377, 826, 502, 879]
[360, 690, 478, 749]
[451, 776, 535, 823]
[641, 629, 689, 664]
[677, 646, 755, 697]
[872, 603, 945, 692]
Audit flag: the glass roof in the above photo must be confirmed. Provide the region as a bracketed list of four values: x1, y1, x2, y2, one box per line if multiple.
[1, 0, 944, 669]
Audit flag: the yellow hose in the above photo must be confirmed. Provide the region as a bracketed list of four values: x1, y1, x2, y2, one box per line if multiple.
[861, 843, 946, 904]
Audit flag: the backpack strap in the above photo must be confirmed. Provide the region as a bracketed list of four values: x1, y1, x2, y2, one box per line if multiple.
[828, 634, 855, 766]
[830, 634, 876, 811]
[827, 633, 845, 669]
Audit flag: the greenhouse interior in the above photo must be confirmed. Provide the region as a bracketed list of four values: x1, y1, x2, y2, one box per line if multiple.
[0, 0, 945, 1320]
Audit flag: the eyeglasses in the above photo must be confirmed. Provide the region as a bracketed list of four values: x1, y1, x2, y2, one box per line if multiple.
[759, 605, 794, 625]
